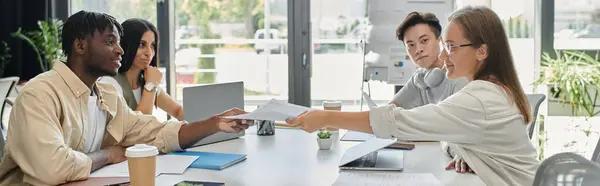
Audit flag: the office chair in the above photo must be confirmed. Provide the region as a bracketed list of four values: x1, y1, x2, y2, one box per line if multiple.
[0, 77, 18, 130]
[527, 94, 546, 139]
[533, 152, 600, 186]
[0, 130, 4, 159]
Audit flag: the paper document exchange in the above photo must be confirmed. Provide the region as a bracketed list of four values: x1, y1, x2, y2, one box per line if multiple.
[222, 99, 312, 121]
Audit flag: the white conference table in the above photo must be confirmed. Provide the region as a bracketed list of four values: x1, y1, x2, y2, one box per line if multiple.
[156, 126, 485, 186]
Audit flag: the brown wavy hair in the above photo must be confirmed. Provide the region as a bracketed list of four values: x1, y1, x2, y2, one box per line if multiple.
[448, 6, 532, 124]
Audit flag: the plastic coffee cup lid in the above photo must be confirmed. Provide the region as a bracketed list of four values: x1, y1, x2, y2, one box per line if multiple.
[125, 144, 158, 158]
[322, 100, 342, 107]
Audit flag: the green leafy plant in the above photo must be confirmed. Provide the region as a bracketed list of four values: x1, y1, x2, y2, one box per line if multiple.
[317, 130, 332, 139]
[533, 50, 600, 158]
[537, 114, 546, 160]
[533, 50, 600, 118]
[0, 41, 11, 76]
[11, 19, 64, 72]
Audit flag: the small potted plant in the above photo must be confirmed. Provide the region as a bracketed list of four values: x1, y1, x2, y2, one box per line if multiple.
[317, 130, 333, 150]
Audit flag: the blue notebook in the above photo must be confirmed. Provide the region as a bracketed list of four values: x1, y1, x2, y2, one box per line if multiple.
[171, 151, 247, 170]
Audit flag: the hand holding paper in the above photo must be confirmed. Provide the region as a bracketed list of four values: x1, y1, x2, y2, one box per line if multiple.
[285, 110, 330, 133]
[222, 99, 312, 121]
[214, 107, 251, 133]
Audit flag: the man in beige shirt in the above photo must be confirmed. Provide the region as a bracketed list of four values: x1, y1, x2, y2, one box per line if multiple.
[0, 11, 250, 186]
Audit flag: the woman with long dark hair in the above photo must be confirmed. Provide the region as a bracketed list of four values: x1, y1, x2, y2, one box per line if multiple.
[102, 18, 183, 120]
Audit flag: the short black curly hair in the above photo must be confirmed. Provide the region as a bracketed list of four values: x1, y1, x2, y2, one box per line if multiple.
[61, 10, 123, 57]
[396, 12, 442, 42]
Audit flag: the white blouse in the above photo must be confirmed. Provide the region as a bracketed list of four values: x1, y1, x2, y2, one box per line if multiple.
[369, 80, 539, 186]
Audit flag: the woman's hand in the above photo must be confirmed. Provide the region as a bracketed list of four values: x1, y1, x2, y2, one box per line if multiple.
[285, 110, 329, 133]
[144, 66, 163, 85]
[445, 157, 475, 174]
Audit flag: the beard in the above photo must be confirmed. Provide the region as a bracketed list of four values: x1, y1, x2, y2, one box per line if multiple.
[83, 54, 118, 77]
[90, 66, 118, 77]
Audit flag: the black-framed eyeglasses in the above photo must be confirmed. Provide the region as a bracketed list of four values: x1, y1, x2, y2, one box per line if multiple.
[441, 42, 474, 53]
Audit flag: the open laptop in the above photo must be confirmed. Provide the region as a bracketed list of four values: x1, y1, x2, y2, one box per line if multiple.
[183, 81, 245, 147]
[339, 138, 404, 171]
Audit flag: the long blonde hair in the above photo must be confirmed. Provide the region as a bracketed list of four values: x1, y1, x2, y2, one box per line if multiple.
[449, 6, 532, 124]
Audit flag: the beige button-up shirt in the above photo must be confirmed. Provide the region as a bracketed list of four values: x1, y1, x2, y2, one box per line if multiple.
[0, 62, 183, 186]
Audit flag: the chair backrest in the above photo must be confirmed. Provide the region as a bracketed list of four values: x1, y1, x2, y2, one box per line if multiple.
[533, 152, 600, 186]
[0, 77, 17, 159]
[0, 131, 4, 159]
[591, 137, 600, 163]
[527, 94, 546, 139]
[0, 77, 19, 101]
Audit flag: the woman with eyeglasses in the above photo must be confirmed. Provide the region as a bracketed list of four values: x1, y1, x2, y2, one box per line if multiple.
[286, 6, 539, 185]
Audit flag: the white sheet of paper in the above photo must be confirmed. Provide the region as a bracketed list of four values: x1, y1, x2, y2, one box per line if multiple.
[90, 155, 198, 177]
[333, 172, 442, 186]
[223, 99, 312, 121]
[89, 160, 133, 178]
[157, 155, 199, 174]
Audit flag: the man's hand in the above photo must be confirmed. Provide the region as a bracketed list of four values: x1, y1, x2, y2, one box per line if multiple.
[179, 107, 250, 149]
[87, 146, 126, 173]
[215, 108, 250, 133]
[103, 146, 126, 164]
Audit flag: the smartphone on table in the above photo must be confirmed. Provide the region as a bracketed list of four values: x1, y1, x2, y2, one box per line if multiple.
[174, 180, 225, 186]
[385, 143, 415, 150]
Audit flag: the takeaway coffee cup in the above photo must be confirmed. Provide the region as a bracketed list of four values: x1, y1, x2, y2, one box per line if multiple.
[322, 100, 342, 132]
[323, 100, 342, 111]
[126, 144, 158, 186]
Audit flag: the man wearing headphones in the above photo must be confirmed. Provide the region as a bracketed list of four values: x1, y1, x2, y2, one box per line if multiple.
[390, 12, 469, 161]
[390, 12, 468, 110]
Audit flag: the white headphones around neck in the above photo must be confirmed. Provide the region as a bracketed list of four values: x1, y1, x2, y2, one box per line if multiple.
[414, 67, 446, 89]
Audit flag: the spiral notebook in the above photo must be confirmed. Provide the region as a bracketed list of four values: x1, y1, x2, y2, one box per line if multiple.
[171, 151, 247, 170]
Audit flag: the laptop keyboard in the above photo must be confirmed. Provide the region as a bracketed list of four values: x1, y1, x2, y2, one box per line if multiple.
[344, 151, 379, 168]
[361, 151, 378, 167]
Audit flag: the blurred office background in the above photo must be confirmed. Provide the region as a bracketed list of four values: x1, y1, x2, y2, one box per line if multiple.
[1, 0, 599, 162]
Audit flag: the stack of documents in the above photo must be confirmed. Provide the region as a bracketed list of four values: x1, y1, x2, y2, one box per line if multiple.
[333, 172, 442, 186]
[90, 154, 199, 177]
[223, 99, 312, 121]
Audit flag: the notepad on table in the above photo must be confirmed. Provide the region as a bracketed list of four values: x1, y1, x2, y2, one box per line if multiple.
[171, 151, 247, 170]
[90, 154, 198, 178]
